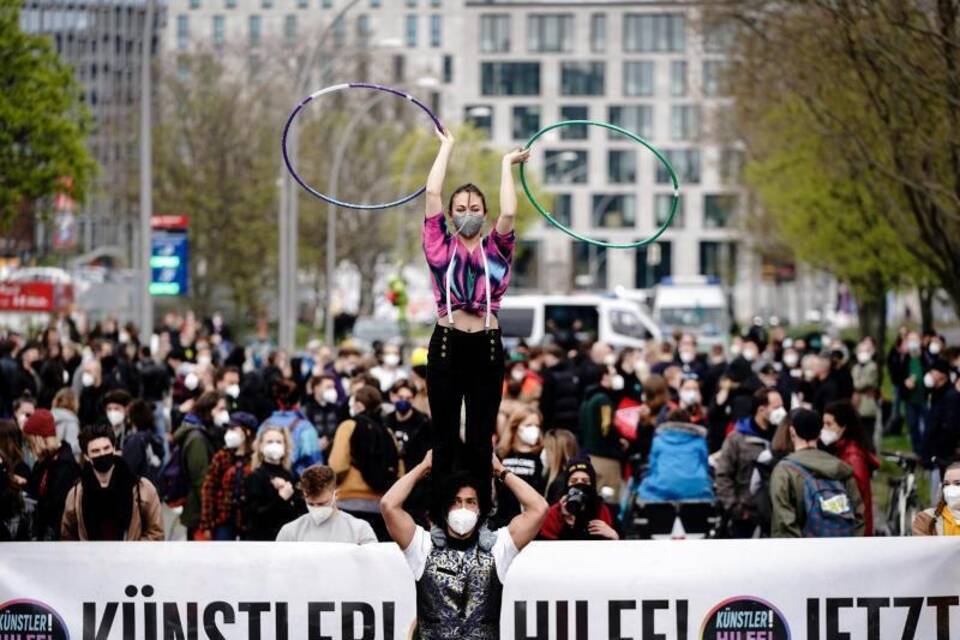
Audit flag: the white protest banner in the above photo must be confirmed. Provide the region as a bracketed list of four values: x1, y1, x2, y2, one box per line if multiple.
[0, 542, 416, 640]
[502, 537, 960, 640]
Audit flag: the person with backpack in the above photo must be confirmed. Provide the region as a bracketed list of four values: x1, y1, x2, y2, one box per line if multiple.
[243, 425, 304, 540]
[258, 379, 322, 479]
[328, 384, 400, 541]
[821, 400, 879, 535]
[170, 391, 227, 539]
[770, 408, 865, 538]
[61, 424, 164, 541]
[121, 399, 164, 485]
[199, 412, 257, 540]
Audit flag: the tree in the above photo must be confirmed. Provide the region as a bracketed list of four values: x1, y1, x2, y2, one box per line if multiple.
[0, 0, 95, 229]
[706, 1, 960, 320]
[153, 53, 283, 318]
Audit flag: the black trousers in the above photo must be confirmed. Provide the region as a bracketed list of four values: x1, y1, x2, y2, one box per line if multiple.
[426, 324, 504, 511]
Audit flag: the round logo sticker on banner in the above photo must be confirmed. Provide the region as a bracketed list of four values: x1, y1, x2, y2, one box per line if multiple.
[0, 599, 70, 640]
[518, 119, 680, 249]
[700, 596, 791, 640]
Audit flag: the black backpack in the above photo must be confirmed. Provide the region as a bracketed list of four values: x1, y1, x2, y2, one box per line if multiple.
[349, 416, 400, 493]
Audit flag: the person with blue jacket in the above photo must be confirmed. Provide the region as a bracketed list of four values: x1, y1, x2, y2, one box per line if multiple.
[257, 379, 322, 479]
[639, 408, 713, 502]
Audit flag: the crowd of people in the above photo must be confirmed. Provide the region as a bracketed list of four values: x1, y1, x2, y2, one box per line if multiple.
[1, 311, 959, 544]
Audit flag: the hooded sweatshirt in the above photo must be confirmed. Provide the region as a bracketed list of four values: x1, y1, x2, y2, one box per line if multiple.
[769, 447, 865, 538]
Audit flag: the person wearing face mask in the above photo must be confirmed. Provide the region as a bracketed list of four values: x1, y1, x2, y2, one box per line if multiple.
[580, 365, 635, 501]
[920, 359, 960, 499]
[540, 455, 618, 541]
[76, 359, 105, 428]
[900, 331, 929, 455]
[422, 127, 528, 512]
[851, 339, 880, 451]
[275, 464, 377, 543]
[715, 388, 784, 538]
[199, 412, 257, 540]
[120, 399, 165, 485]
[913, 462, 960, 536]
[12, 395, 37, 468]
[257, 379, 323, 479]
[770, 408, 865, 538]
[384, 380, 431, 471]
[171, 391, 226, 539]
[490, 408, 546, 528]
[214, 366, 242, 412]
[821, 401, 879, 535]
[328, 385, 400, 540]
[381, 450, 547, 640]
[243, 425, 305, 541]
[502, 354, 543, 403]
[100, 389, 132, 448]
[23, 410, 80, 540]
[639, 408, 713, 502]
[370, 345, 409, 394]
[61, 423, 163, 541]
[677, 378, 706, 424]
[774, 347, 802, 412]
[303, 374, 346, 455]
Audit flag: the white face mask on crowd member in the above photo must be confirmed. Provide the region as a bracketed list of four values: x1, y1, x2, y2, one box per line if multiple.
[262, 442, 285, 463]
[768, 407, 787, 427]
[322, 388, 339, 405]
[943, 485, 960, 511]
[213, 409, 230, 427]
[225, 383, 240, 399]
[819, 428, 841, 446]
[610, 374, 625, 391]
[924, 372, 936, 389]
[383, 353, 400, 367]
[82, 371, 95, 387]
[308, 505, 334, 525]
[518, 424, 541, 447]
[856, 350, 873, 365]
[106, 409, 125, 427]
[679, 389, 700, 408]
[448, 508, 479, 537]
[783, 351, 799, 369]
[224, 429, 244, 449]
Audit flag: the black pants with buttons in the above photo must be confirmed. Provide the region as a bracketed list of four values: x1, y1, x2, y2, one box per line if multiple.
[426, 323, 504, 511]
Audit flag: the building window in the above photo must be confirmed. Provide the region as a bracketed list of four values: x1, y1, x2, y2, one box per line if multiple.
[704, 194, 738, 228]
[657, 149, 701, 184]
[480, 14, 510, 53]
[295, 0, 306, 7]
[262, 0, 272, 8]
[248, 14, 261, 46]
[431, 0, 441, 6]
[607, 105, 653, 140]
[406, 0, 416, 6]
[573, 243, 607, 289]
[671, 105, 700, 141]
[561, 62, 604, 95]
[608, 150, 636, 184]
[527, 14, 573, 53]
[545, 150, 588, 184]
[357, 14, 371, 43]
[624, 13, 685, 52]
[704, 20, 735, 53]
[591, 14, 606, 53]
[464, 105, 493, 138]
[636, 242, 672, 289]
[405, 15, 417, 47]
[430, 15, 441, 47]
[700, 241, 738, 283]
[623, 61, 654, 97]
[332, 15, 345, 47]
[703, 60, 730, 97]
[720, 148, 744, 184]
[655, 193, 684, 228]
[392, 54, 405, 82]
[284, 14, 297, 44]
[227, 0, 237, 9]
[512, 105, 540, 140]
[560, 105, 588, 139]
[443, 54, 453, 83]
[371, 0, 380, 7]
[592, 194, 636, 228]
[212, 15, 225, 47]
[322, 0, 332, 7]
[189, 0, 200, 9]
[481, 62, 540, 96]
[513, 240, 539, 289]
[176, 14, 189, 49]
[550, 194, 573, 226]
[670, 60, 687, 97]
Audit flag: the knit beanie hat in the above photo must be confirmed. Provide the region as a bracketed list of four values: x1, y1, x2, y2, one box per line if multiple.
[790, 408, 822, 441]
[23, 409, 56, 438]
[565, 454, 597, 486]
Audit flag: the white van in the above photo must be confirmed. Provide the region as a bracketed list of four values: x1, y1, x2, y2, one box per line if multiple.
[498, 294, 661, 349]
[651, 277, 730, 349]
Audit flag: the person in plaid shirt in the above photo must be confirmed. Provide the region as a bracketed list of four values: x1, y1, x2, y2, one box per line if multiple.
[199, 412, 256, 540]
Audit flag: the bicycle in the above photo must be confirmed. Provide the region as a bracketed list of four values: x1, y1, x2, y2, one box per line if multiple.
[878, 451, 922, 536]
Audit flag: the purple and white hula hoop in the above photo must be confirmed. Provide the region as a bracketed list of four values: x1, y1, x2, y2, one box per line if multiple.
[281, 82, 444, 210]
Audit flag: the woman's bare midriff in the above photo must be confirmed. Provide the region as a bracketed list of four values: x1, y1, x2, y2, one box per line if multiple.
[436, 310, 500, 332]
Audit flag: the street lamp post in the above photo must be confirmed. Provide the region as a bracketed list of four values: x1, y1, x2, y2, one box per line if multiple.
[139, 0, 155, 340]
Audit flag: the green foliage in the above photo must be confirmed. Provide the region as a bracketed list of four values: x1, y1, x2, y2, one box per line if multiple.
[153, 53, 281, 318]
[0, 0, 95, 229]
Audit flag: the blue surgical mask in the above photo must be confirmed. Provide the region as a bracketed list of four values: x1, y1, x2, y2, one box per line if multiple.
[395, 400, 412, 415]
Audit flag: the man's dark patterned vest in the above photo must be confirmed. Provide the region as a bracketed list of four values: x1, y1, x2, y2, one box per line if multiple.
[416, 525, 501, 640]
